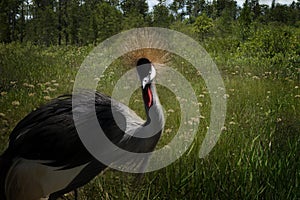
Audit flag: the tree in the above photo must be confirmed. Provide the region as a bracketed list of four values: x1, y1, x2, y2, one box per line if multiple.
[25, 0, 58, 45]
[67, 0, 81, 45]
[211, 0, 237, 19]
[238, 0, 253, 40]
[120, 0, 149, 30]
[185, 0, 206, 18]
[0, 0, 23, 42]
[205, 0, 220, 19]
[107, 0, 120, 7]
[271, 0, 276, 9]
[193, 13, 213, 40]
[152, 1, 174, 27]
[93, 2, 123, 42]
[120, 0, 148, 17]
[269, 4, 293, 24]
[122, 12, 146, 30]
[251, 0, 261, 19]
[169, 0, 186, 21]
[214, 6, 236, 35]
[289, 0, 300, 26]
[75, 1, 122, 45]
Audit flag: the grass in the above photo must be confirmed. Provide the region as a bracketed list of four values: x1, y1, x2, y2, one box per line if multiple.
[0, 42, 299, 199]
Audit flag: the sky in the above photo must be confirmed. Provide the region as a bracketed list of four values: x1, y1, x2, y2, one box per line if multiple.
[147, 0, 295, 9]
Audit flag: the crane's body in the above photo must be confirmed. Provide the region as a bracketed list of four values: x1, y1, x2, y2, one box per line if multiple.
[0, 58, 164, 200]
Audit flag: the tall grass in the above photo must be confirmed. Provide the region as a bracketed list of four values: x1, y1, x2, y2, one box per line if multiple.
[0, 42, 299, 199]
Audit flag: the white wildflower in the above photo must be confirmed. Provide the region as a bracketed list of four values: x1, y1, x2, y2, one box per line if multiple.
[12, 101, 20, 106]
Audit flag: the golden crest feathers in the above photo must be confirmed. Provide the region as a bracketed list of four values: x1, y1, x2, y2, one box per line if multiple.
[120, 28, 171, 66]
[123, 48, 170, 66]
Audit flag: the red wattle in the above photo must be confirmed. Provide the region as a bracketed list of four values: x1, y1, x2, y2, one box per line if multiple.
[147, 87, 153, 107]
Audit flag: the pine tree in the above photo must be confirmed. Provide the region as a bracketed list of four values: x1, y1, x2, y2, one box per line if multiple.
[153, 1, 173, 27]
[239, 0, 253, 40]
[193, 13, 213, 40]
[169, 0, 186, 21]
[0, 0, 23, 42]
[120, 0, 148, 17]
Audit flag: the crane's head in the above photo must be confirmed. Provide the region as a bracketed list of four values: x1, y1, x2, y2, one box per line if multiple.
[136, 58, 156, 89]
[136, 58, 157, 109]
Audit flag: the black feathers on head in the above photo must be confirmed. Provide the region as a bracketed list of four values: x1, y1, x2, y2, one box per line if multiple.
[136, 58, 151, 82]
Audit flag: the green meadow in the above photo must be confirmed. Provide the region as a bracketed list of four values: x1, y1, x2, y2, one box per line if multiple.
[0, 23, 299, 199]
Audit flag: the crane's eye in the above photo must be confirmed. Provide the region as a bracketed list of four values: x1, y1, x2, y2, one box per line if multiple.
[144, 75, 150, 81]
[142, 77, 149, 89]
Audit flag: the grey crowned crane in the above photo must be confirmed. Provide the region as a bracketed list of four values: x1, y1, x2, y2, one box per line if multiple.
[0, 58, 164, 200]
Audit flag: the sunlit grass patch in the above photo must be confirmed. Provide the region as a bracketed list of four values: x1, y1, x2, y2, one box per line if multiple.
[0, 43, 299, 199]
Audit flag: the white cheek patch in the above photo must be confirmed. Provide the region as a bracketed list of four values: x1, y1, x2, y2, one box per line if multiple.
[150, 65, 156, 81]
[142, 64, 156, 89]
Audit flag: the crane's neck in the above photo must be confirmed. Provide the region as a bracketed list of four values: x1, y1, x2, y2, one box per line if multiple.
[142, 83, 164, 134]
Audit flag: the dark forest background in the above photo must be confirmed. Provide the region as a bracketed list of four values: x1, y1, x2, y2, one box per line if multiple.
[1, 0, 299, 45]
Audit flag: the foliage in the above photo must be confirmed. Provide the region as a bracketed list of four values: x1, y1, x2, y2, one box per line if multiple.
[169, 0, 187, 21]
[122, 12, 147, 30]
[91, 3, 122, 43]
[0, 0, 299, 45]
[0, 43, 299, 199]
[170, 19, 195, 38]
[120, 0, 148, 17]
[152, 2, 174, 27]
[193, 13, 214, 40]
[235, 25, 300, 79]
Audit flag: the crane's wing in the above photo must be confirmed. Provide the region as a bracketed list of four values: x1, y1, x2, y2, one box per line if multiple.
[4, 92, 131, 198]
[8, 92, 126, 170]
[6, 90, 161, 197]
